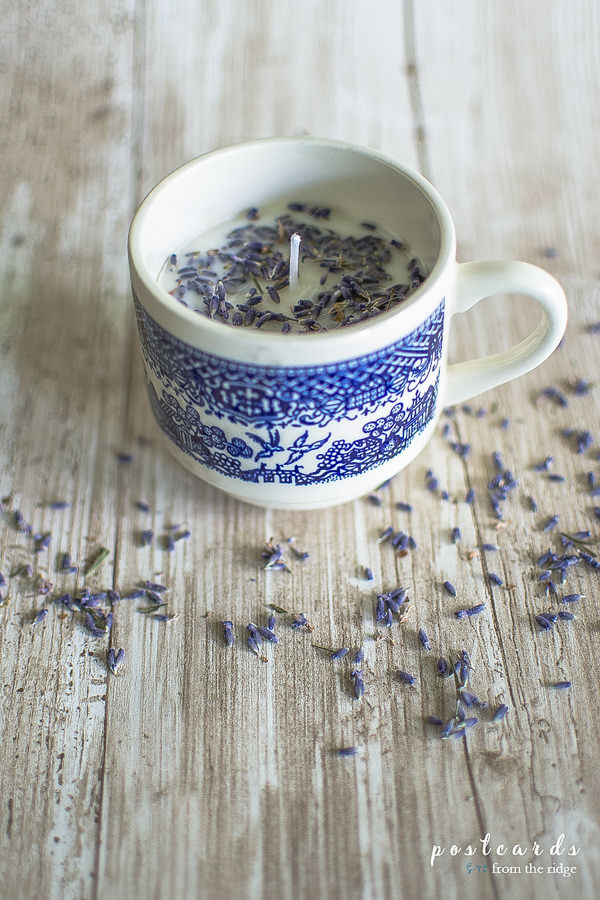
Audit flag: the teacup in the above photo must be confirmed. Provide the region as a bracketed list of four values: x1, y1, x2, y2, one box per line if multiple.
[128, 136, 567, 510]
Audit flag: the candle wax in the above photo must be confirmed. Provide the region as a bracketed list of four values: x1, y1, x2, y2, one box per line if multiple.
[158, 202, 426, 334]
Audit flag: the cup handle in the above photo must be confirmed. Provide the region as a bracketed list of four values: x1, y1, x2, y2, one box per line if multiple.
[445, 260, 568, 406]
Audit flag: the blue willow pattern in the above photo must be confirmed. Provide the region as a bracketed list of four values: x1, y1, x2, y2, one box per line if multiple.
[133, 295, 444, 485]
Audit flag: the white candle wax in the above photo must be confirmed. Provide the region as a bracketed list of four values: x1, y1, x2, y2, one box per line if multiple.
[157, 201, 424, 333]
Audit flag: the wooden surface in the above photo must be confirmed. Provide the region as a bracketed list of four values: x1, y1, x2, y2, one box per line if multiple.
[1, 2, 600, 898]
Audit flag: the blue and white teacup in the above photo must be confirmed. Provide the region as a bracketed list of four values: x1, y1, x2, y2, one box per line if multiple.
[128, 137, 567, 509]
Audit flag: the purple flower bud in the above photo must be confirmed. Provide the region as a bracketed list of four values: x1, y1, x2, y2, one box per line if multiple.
[396, 670, 416, 686]
[222, 620, 234, 646]
[257, 626, 278, 644]
[33, 608, 48, 625]
[350, 669, 364, 699]
[492, 703, 509, 722]
[418, 628, 431, 651]
[553, 681, 572, 689]
[330, 647, 349, 660]
[337, 747, 358, 757]
[443, 580, 456, 596]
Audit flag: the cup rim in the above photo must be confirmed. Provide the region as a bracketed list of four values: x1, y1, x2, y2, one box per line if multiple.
[128, 136, 456, 362]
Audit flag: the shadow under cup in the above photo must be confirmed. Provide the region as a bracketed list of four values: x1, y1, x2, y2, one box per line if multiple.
[128, 137, 455, 510]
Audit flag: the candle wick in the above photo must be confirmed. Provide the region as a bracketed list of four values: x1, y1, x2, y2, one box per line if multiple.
[289, 232, 301, 288]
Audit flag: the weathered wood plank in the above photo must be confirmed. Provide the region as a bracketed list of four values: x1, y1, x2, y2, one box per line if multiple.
[414, 1, 600, 896]
[0, 2, 136, 897]
[2, 0, 600, 898]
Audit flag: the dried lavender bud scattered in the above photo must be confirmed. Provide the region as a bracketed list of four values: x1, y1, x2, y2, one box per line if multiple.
[426, 477, 439, 492]
[289, 544, 309, 561]
[570, 377, 592, 394]
[459, 717, 477, 729]
[54, 592, 74, 609]
[547, 474, 566, 483]
[50, 501, 71, 510]
[540, 386, 568, 407]
[396, 670, 416, 685]
[368, 493, 382, 506]
[443, 581, 456, 597]
[456, 604, 485, 619]
[14, 510, 32, 533]
[482, 543, 497, 551]
[107, 648, 118, 674]
[290, 613, 313, 630]
[450, 442, 471, 459]
[553, 681, 572, 689]
[123, 589, 145, 600]
[33, 608, 48, 625]
[527, 495, 538, 512]
[144, 581, 167, 593]
[330, 647, 349, 660]
[378, 526, 395, 542]
[437, 658, 448, 676]
[350, 669, 364, 699]
[465, 489, 475, 504]
[222, 620, 234, 646]
[175, 529, 191, 541]
[107, 590, 121, 605]
[488, 573, 503, 586]
[0, 573, 6, 587]
[354, 647, 364, 665]
[455, 650, 471, 686]
[440, 719, 455, 739]
[83, 612, 106, 638]
[557, 611, 575, 621]
[535, 614, 555, 631]
[152, 613, 176, 622]
[451, 527, 461, 543]
[267, 614, 276, 631]
[427, 715, 444, 726]
[542, 515, 559, 532]
[533, 456, 554, 471]
[117, 453, 133, 463]
[164, 535, 176, 552]
[135, 501, 151, 513]
[492, 703, 509, 722]
[562, 594, 582, 603]
[140, 529, 154, 547]
[501, 418, 510, 430]
[418, 628, 431, 651]
[364, 566, 373, 581]
[257, 626, 278, 644]
[460, 691, 481, 708]
[396, 502, 412, 512]
[337, 747, 358, 757]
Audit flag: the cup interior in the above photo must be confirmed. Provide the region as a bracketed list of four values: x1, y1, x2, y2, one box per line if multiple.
[135, 139, 444, 287]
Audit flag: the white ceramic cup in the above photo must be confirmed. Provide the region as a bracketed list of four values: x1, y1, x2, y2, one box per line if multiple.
[128, 136, 567, 510]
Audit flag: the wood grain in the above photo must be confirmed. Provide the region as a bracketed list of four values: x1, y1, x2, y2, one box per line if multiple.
[1, 1, 599, 898]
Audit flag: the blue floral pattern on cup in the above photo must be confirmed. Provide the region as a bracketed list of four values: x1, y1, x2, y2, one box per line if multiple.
[133, 295, 444, 484]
